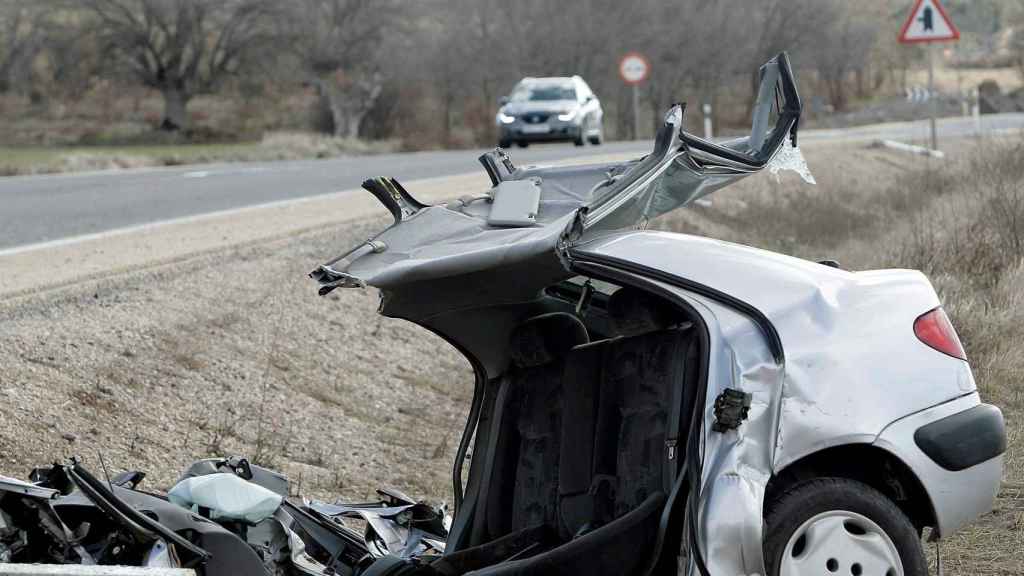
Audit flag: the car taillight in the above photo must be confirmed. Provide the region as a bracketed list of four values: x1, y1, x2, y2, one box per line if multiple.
[914, 307, 967, 361]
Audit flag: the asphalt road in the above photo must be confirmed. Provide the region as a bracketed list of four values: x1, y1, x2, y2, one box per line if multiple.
[2, 112, 1023, 251]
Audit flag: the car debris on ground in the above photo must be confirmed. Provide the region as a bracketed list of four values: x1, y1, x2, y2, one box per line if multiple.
[0, 456, 447, 575]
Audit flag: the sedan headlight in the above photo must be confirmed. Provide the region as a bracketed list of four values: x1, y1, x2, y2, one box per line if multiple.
[557, 109, 578, 122]
[497, 112, 516, 125]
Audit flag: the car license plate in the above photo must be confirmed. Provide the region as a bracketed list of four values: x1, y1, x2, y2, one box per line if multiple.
[521, 124, 551, 134]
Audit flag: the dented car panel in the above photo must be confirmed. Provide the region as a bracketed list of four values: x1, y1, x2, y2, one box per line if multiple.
[570, 232, 977, 467]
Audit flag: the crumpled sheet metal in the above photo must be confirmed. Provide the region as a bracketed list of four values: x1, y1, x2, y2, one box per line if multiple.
[573, 232, 975, 474]
[686, 292, 781, 576]
[611, 255, 976, 574]
[308, 501, 445, 559]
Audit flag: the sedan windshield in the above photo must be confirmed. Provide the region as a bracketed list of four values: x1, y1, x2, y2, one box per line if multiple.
[511, 84, 576, 102]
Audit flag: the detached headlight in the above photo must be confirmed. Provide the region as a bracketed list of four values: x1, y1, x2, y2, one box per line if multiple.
[557, 109, 578, 122]
[497, 112, 516, 125]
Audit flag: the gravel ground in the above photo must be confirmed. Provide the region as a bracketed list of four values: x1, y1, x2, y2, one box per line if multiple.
[0, 216, 473, 505]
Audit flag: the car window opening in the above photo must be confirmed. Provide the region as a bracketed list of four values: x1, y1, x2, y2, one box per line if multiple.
[444, 278, 701, 572]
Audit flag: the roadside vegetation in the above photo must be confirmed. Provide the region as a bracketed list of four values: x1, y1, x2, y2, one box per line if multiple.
[1, 0, 1023, 174]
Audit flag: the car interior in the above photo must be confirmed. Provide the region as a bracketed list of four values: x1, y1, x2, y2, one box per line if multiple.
[368, 278, 706, 576]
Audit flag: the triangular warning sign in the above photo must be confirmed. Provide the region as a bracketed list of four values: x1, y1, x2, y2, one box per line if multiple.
[899, 0, 960, 43]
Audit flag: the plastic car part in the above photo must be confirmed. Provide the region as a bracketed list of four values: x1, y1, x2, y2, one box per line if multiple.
[914, 404, 1006, 471]
[487, 180, 542, 227]
[478, 148, 517, 186]
[913, 307, 966, 360]
[178, 456, 290, 498]
[712, 389, 753, 432]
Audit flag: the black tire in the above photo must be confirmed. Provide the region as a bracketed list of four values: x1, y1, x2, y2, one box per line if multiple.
[764, 478, 926, 576]
[573, 136, 585, 146]
[498, 140, 511, 149]
[516, 141, 529, 148]
[588, 132, 603, 145]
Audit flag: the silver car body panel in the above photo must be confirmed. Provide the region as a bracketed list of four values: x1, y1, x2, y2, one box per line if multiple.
[570, 232, 994, 574]
[571, 231, 978, 469]
[574, 259, 995, 574]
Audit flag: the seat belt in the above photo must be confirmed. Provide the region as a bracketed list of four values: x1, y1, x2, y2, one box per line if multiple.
[587, 341, 622, 528]
[663, 331, 691, 490]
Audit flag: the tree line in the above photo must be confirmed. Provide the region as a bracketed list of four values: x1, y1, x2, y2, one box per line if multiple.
[0, 0, 1021, 145]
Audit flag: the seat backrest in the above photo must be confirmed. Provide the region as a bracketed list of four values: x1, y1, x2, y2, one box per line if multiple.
[557, 325, 693, 537]
[601, 328, 691, 517]
[555, 341, 605, 538]
[483, 313, 588, 540]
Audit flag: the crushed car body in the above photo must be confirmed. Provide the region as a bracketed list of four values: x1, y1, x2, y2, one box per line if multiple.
[0, 456, 448, 574]
[0, 53, 1005, 576]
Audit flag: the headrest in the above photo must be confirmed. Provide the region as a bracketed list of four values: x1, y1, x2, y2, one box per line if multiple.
[607, 288, 680, 337]
[509, 313, 589, 368]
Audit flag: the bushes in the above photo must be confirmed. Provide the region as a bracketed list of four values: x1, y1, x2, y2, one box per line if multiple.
[885, 140, 1024, 409]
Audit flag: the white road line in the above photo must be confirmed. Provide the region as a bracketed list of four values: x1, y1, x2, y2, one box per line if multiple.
[0, 186, 366, 258]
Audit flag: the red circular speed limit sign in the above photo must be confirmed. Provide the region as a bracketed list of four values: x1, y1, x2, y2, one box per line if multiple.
[619, 52, 650, 85]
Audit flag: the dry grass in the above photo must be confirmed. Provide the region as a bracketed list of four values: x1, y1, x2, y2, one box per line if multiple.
[655, 136, 1024, 575]
[0, 132, 400, 176]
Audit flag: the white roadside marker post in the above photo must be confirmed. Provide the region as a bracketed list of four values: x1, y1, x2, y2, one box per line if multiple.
[702, 103, 713, 139]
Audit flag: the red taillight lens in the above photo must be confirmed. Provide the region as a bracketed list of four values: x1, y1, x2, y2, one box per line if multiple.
[914, 307, 967, 361]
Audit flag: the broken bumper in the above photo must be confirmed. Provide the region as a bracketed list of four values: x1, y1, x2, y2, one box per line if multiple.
[873, 393, 1004, 538]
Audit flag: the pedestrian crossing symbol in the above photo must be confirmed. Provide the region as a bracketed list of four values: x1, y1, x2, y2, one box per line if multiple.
[899, 0, 960, 43]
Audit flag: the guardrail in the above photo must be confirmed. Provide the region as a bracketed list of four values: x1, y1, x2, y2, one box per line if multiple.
[0, 567, 195, 575]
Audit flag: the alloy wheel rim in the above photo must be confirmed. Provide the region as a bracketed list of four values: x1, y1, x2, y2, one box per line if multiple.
[780, 510, 903, 576]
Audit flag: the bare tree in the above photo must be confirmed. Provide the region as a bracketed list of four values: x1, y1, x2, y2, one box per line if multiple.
[285, 0, 401, 138]
[84, 0, 278, 131]
[1012, 14, 1024, 82]
[0, 1, 46, 95]
[810, 3, 879, 112]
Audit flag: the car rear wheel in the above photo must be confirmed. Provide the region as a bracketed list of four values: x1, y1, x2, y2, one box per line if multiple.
[516, 141, 529, 148]
[764, 478, 926, 576]
[498, 139, 511, 149]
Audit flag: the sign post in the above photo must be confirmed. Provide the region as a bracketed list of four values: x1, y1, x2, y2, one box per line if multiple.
[619, 52, 650, 140]
[898, 0, 960, 151]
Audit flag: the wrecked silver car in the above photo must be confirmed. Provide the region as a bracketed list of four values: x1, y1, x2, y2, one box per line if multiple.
[309, 53, 1005, 576]
[0, 53, 1005, 576]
